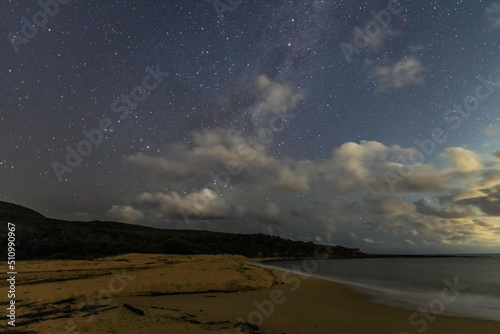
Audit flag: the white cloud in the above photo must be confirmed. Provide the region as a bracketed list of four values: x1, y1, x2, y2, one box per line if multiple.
[442, 147, 483, 173]
[251, 75, 303, 126]
[134, 189, 234, 219]
[111, 129, 500, 252]
[276, 167, 310, 192]
[372, 57, 425, 93]
[106, 205, 145, 224]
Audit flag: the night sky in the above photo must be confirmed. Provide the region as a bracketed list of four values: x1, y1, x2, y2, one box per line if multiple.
[1, 0, 500, 253]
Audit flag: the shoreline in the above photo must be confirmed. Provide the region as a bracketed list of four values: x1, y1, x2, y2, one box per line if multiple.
[253, 254, 500, 263]
[3, 253, 499, 333]
[254, 259, 500, 324]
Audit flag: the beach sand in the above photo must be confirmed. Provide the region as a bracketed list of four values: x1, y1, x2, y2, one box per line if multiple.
[2, 253, 498, 333]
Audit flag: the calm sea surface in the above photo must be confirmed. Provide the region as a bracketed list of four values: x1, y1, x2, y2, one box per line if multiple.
[264, 257, 500, 321]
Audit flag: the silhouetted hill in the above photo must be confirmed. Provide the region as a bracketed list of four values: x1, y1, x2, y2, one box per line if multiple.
[0, 201, 366, 260]
[0, 200, 45, 220]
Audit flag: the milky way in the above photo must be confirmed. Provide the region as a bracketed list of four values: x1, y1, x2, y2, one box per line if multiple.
[1, 0, 500, 253]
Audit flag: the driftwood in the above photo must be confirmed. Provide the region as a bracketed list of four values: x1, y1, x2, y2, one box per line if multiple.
[123, 303, 145, 315]
[82, 305, 119, 317]
[236, 322, 261, 333]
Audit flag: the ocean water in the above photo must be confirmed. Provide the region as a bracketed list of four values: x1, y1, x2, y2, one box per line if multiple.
[263, 256, 500, 322]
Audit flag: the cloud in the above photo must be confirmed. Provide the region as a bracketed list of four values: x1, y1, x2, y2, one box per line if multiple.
[127, 128, 314, 194]
[320, 141, 442, 192]
[251, 75, 303, 126]
[371, 57, 425, 93]
[484, 122, 500, 137]
[276, 166, 311, 192]
[264, 203, 281, 219]
[449, 168, 500, 201]
[106, 205, 145, 224]
[124, 131, 493, 200]
[328, 141, 389, 185]
[127, 134, 454, 195]
[415, 198, 483, 218]
[110, 128, 500, 252]
[367, 214, 500, 251]
[456, 185, 500, 216]
[382, 161, 448, 192]
[134, 189, 235, 220]
[486, 3, 500, 29]
[442, 147, 483, 173]
[367, 196, 415, 216]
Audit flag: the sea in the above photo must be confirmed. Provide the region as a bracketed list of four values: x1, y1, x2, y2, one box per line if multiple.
[263, 256, 500, 322]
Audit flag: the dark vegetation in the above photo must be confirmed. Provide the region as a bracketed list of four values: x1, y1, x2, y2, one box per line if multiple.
[0, 201, 366, 260]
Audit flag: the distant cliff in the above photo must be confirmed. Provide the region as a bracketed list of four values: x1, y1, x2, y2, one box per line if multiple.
[0, 201, 366, 260]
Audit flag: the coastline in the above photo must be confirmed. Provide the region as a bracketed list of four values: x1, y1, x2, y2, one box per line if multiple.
[2, 253, 499, 333]
[256, 258, 500, 323]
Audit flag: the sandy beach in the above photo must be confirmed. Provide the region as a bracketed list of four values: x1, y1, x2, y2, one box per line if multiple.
[2, 253, 498, 333]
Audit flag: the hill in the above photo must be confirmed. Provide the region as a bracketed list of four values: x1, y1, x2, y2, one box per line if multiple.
[0, 200, 45, 220]
[0, 201, 366, 260]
